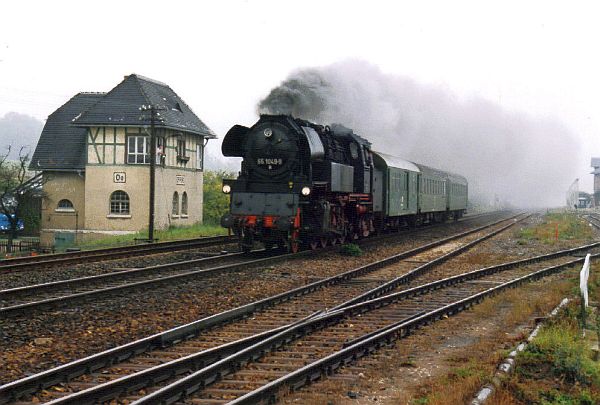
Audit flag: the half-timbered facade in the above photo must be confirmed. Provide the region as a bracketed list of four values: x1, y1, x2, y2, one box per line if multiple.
[31, 74, 216, 248]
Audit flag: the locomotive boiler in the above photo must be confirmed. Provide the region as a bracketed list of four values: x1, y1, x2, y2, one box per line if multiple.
[220, 115, 467, 253]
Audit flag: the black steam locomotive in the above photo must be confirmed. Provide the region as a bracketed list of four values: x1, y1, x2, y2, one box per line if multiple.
[220, 115, 468, 252]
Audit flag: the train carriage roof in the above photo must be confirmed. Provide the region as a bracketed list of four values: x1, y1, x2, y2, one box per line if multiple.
[372, 151, 420, 172]
[415, 163, 467, 184]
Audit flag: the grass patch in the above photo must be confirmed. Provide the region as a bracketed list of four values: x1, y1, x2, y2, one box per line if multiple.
[502, 316, 600, 404]
[523, 321, 600, 385]
[409, 364, 488, 405]
[517, 213, 593, 244]
[74, 222, 227, 250]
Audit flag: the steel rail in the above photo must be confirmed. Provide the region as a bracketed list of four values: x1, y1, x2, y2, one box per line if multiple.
[587, 214, 600, 230]
[0, 251, 252, 300]
[228, 255, 589, 405]
[0, 249, 293, 317]
[0, 211, 500, 273]
[0, 235, 235, 273]
[0, 214, 518, 403]
[330, 214, 532, 310]
[34, 311, 325, 405]
[135, 246, 598, 405]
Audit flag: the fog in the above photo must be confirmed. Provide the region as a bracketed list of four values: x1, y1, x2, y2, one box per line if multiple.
[258, 60, 580, 208]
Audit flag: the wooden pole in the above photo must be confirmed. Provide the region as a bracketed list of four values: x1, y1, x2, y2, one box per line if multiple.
[148, 106, 156, 243]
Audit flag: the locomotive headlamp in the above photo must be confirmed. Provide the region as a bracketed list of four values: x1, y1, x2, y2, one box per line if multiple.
[222, 184, 231, 194]
[264, 128, 273, 138]
[301, 186, 311, 196]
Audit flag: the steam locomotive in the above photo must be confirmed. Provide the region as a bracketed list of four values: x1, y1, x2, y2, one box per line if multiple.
[220, 115, 468, 252]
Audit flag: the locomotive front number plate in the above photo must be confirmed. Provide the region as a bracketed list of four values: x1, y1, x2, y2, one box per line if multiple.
[257, 158, 283, 166]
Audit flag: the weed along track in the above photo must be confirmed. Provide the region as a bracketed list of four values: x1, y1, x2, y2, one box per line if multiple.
[1, 213, 585, 404]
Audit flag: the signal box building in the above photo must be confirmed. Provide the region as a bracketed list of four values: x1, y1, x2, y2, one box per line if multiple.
[30, 74, 216, 248]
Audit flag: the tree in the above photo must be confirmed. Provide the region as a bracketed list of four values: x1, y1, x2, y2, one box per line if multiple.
[203, 170, 235, 224]
[0, 146, 41, 252]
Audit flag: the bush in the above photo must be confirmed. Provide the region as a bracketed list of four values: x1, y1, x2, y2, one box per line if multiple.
[340, 243, 362, 256]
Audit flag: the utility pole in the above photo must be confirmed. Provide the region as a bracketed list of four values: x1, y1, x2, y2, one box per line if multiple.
[140, 104, 166, 243]
[149, 106, 157, 243]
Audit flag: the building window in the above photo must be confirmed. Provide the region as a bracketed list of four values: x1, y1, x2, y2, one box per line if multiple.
[177, 139, 186, 157]
[172, 191, 179, 215]
[156, 136, 165, 165]
[127, 136, 150, 164]
[57, 199, 73, 209]
[177, 137, 189, 163]
[110, 190, 130, 214]
[196, 143, 203, 170]
[181, 192, 188, 216]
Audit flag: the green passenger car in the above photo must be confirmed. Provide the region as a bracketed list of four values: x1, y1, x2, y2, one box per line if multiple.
[447, 172, 468, 212]
[372, 151, 467, 224]
[414, 164, 448, 213]
[372, 152, 420, 216]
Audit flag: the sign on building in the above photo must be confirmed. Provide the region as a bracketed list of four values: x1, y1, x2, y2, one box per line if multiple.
[113, 172, 126, 183]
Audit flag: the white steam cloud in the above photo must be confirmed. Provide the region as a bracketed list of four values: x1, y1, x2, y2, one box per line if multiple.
[258, 60, 580, 208]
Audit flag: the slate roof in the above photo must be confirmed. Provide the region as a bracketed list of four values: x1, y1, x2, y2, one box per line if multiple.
[30, 93, 105, 171]
[73, 74, 216, 138]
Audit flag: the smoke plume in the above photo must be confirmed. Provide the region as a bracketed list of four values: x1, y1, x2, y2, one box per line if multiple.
[258, 60, 580, 208]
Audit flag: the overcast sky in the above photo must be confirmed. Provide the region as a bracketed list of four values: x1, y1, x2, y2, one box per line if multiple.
[1, 0, 599, 197]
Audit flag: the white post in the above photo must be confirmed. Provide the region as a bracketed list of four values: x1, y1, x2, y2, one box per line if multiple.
[580, 254, 591, 334]
[581, 254, 591, 307]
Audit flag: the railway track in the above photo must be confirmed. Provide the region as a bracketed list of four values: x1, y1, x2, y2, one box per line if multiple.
[0, 213, 535, 403]
[586, 213, 600, 230]
[0, 235, 236, 273]
[0, 212, 496, 275]
[193, 249, 593, 405]
[0, 212, 510, 318]
[7, 236, 595, 405]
